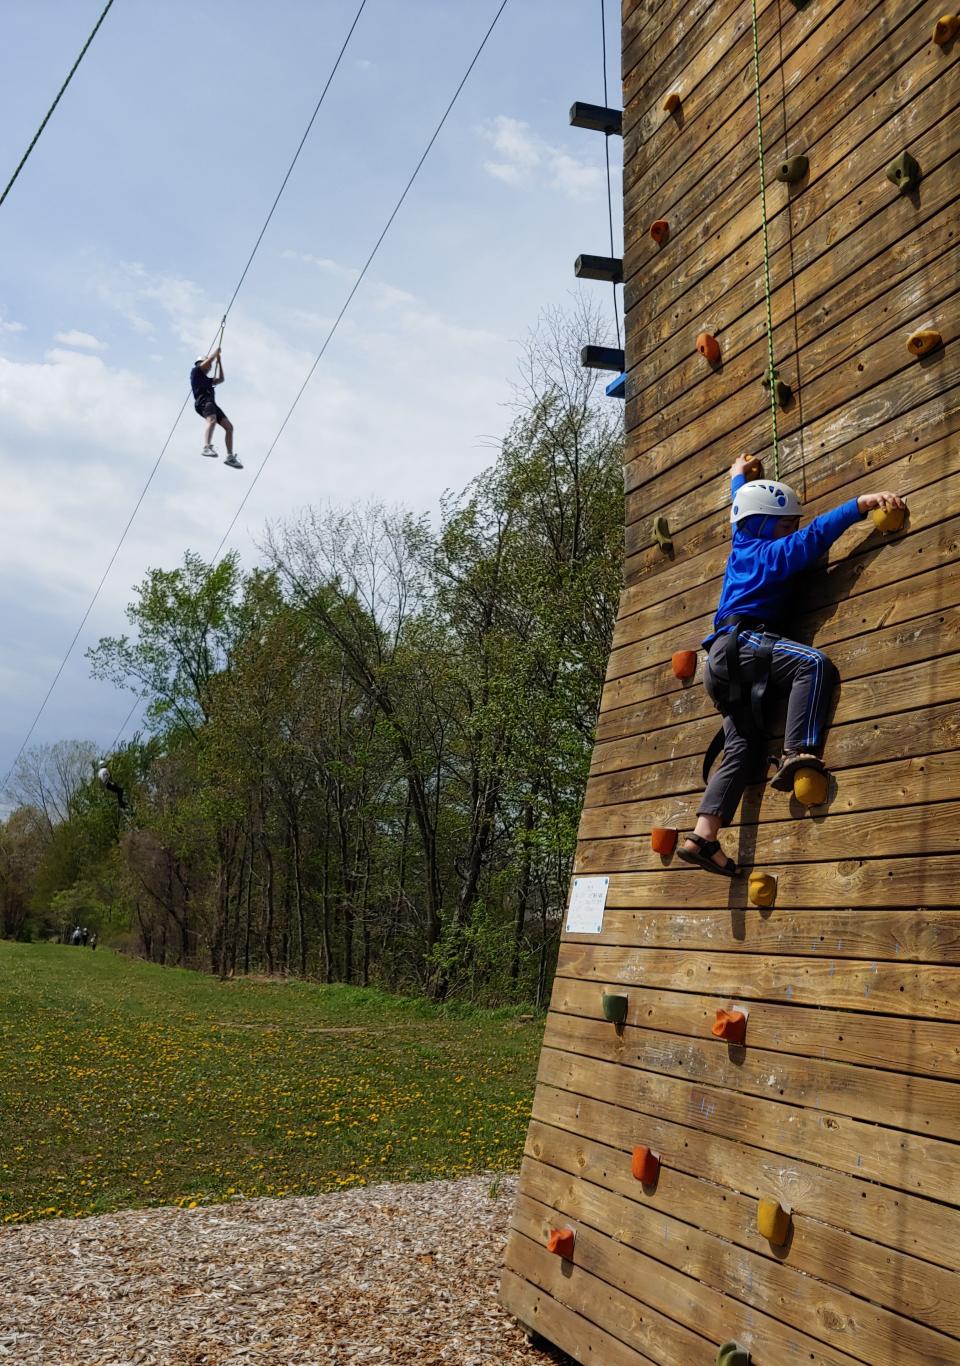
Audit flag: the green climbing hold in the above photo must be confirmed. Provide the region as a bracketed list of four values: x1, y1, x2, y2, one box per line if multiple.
[762, 371, 792, 407]
[716, 1344, 751, 1366]
[886, 150, 921, 192]
[652, 515, 673, 554]
[601, 993, 629, 1025]
[774, 155, 808, 184]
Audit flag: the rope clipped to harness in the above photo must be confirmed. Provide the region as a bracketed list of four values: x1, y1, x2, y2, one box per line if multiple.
[702, 621, 778, 784]
[749, 0, 780, 480]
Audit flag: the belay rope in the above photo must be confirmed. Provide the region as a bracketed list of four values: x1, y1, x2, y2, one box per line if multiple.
[750, 0, 781, 480]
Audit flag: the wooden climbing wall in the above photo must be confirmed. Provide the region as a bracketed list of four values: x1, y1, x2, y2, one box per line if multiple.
[502, 2, 960, 1363]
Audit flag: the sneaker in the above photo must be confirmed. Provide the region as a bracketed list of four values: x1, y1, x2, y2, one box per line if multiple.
[201, 444, 218, 457]
[224, 453, 243, 470]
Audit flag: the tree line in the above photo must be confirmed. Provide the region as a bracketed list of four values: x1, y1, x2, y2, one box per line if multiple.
[0, 310, 623, 1004]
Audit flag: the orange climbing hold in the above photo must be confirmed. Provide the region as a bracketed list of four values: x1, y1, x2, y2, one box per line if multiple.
[742, 456, 764, 481]
[907, 329, 942, 357]
[663, 91, 681, 113]
[631, 1145, 661, 1183]
[871, 504, 905, 533]
[748, 872, 777, 908]
[651, 826, 678, 855]
[697, 332, 721, 364]
[933, 14, 960, 43]
[793, 766, 828, 807]
[547, 1227, 575, 1259]
[757, 1197, 791, 1245]
[712, 1008, 747, 1044]
[649, 218, 669, 245]
[672, 650, 697, 679]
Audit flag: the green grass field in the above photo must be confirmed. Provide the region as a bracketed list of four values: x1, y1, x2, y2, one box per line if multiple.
[0, 942, 543, 1225]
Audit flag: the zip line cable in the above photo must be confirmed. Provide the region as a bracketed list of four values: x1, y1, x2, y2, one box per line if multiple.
[1, 1, 368, 792]
[750, 0, 780, 479]
[0, 0, 116, 211]
[109, 0, 513, 753]
[599, 0, 621, 351]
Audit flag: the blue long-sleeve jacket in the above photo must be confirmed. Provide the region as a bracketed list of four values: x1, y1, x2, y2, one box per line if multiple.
[705, 474, 863, 644]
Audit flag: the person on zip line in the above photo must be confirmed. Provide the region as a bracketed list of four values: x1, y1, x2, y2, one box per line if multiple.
[190, 346, 242, 470]
[678, 453, 906, 877]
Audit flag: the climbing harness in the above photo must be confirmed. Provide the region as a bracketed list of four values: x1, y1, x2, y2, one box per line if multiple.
[749, 0, 780, 479]
[701, 619, 779, 783]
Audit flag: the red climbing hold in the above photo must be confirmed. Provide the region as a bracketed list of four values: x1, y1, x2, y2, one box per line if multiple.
[651, 827, 678, 855]
[649, 218, 669, 245]
[712, 1008, 747, 1044]
[547, 1227, 576, 1258]
[631, 1145, 661, 1183]
[697, 332, 721, 364]
[672, 650, 697, 679]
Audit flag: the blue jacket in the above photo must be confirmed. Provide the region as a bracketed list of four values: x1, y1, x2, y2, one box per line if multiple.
[705, 474, 863, 644]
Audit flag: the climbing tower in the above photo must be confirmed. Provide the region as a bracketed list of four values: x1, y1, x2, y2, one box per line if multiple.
[502, 4, 959, 1363]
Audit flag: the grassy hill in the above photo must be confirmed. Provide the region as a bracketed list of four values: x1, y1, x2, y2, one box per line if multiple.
[0, 942, 542, 1225]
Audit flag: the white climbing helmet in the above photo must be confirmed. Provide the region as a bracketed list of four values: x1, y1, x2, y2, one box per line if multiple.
[730, 479, 802, 525]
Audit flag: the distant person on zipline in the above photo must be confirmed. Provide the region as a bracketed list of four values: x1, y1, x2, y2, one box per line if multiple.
[190, 347, 243, 470]
[97, 761, 127, 812]
[678, 453, 905, 877]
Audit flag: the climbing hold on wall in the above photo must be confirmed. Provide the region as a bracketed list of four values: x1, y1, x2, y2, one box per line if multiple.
[651, 827, 678, 856]
[649, 218, 670, 245]
[774, 154, 808, 184]
[886, 150, 921, 192]
[671, 650, 697, 680]
[762, 371, 793, 407]
[757, 1197, 792, 1245]
[697, 332, 721, 364]
[793, 766, 829, 807]
[575, 253, 624, 283]
[716, 1343, 751, 1366]
[546, 1227, 576, 1258]
[631, 1145, 661, 1183]
[602, 993, 629, 1025]
[653, 515, 673, 554]
[748, 872, 777, 908]
[712, 1008, 747, 1044]
[933, 15, 960, 44]
[742, 457, 764, 481]
[871, 504, 906, 533]
[662, 91, 681, 114]
[907, 329, 942, 358]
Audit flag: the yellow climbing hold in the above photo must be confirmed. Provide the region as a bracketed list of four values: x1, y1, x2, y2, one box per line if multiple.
[757, 1197, 791, 1245]
[793, 767, 828, 807]
[748, 872, 777, 908]
[871, 504, 905, 533]
[933, 14, 960, 44]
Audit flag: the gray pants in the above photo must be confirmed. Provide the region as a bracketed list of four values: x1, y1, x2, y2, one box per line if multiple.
[699, 630, 837, 825]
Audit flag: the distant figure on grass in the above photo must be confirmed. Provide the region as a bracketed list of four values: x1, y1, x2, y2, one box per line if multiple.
[678, 453, 905, 876]
[190, 347, 243, 470]
[89, 932, 98, 951]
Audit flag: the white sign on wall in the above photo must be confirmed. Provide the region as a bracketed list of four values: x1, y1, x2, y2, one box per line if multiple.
[565, 876, 609, 935]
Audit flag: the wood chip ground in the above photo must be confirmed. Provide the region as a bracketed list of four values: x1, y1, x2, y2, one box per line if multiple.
[0, 1174, 573, 1365]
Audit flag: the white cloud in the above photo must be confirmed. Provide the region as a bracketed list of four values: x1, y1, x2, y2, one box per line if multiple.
[54, 329, 107, 351]
[281, 249, 359, 281]
[479, 115, 607, 201]
[0, 317, 25, 335]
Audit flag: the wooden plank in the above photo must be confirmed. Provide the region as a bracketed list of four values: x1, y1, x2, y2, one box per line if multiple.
[541, 1009, 960, 1140]
[525, 1115, 960, 1340]
[524, 1124, 960, 1361]
[500, 1264, 659, 1366]
[552, 976, 960, 1079]
[511, 1184, 866, 1366]
[537, 1044, 960, 1203]
[555, 936, 960, 1023]
[532, 1080, 960, 1274]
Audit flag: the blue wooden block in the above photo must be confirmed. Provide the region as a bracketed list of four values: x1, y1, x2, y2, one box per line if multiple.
[606, 372, 626, 399]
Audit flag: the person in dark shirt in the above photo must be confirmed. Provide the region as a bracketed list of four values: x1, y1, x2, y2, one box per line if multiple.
[190, 347, 242, 469]
[677, 453, 905, 875]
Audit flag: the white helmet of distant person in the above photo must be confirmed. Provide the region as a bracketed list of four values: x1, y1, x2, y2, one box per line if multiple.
[730, 479, 802, 525]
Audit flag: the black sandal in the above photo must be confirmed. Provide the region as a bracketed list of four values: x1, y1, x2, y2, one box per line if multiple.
[769, 752, 826, 793]
[676, 833, 739, 878]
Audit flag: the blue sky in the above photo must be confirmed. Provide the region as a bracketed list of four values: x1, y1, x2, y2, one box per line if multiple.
[0, 0, 623, 788]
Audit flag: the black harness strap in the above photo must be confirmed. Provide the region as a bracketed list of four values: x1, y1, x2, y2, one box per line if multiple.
[702, 620, 778, 784]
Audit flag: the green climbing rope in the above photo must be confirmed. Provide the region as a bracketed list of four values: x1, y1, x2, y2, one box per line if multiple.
[750, 0, 780, 479]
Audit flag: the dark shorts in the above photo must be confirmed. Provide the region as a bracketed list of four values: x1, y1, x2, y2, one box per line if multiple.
[194, 395, 226, 422]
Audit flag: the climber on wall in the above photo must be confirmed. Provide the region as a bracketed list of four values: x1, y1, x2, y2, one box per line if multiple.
[678, 454, 906, 876]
